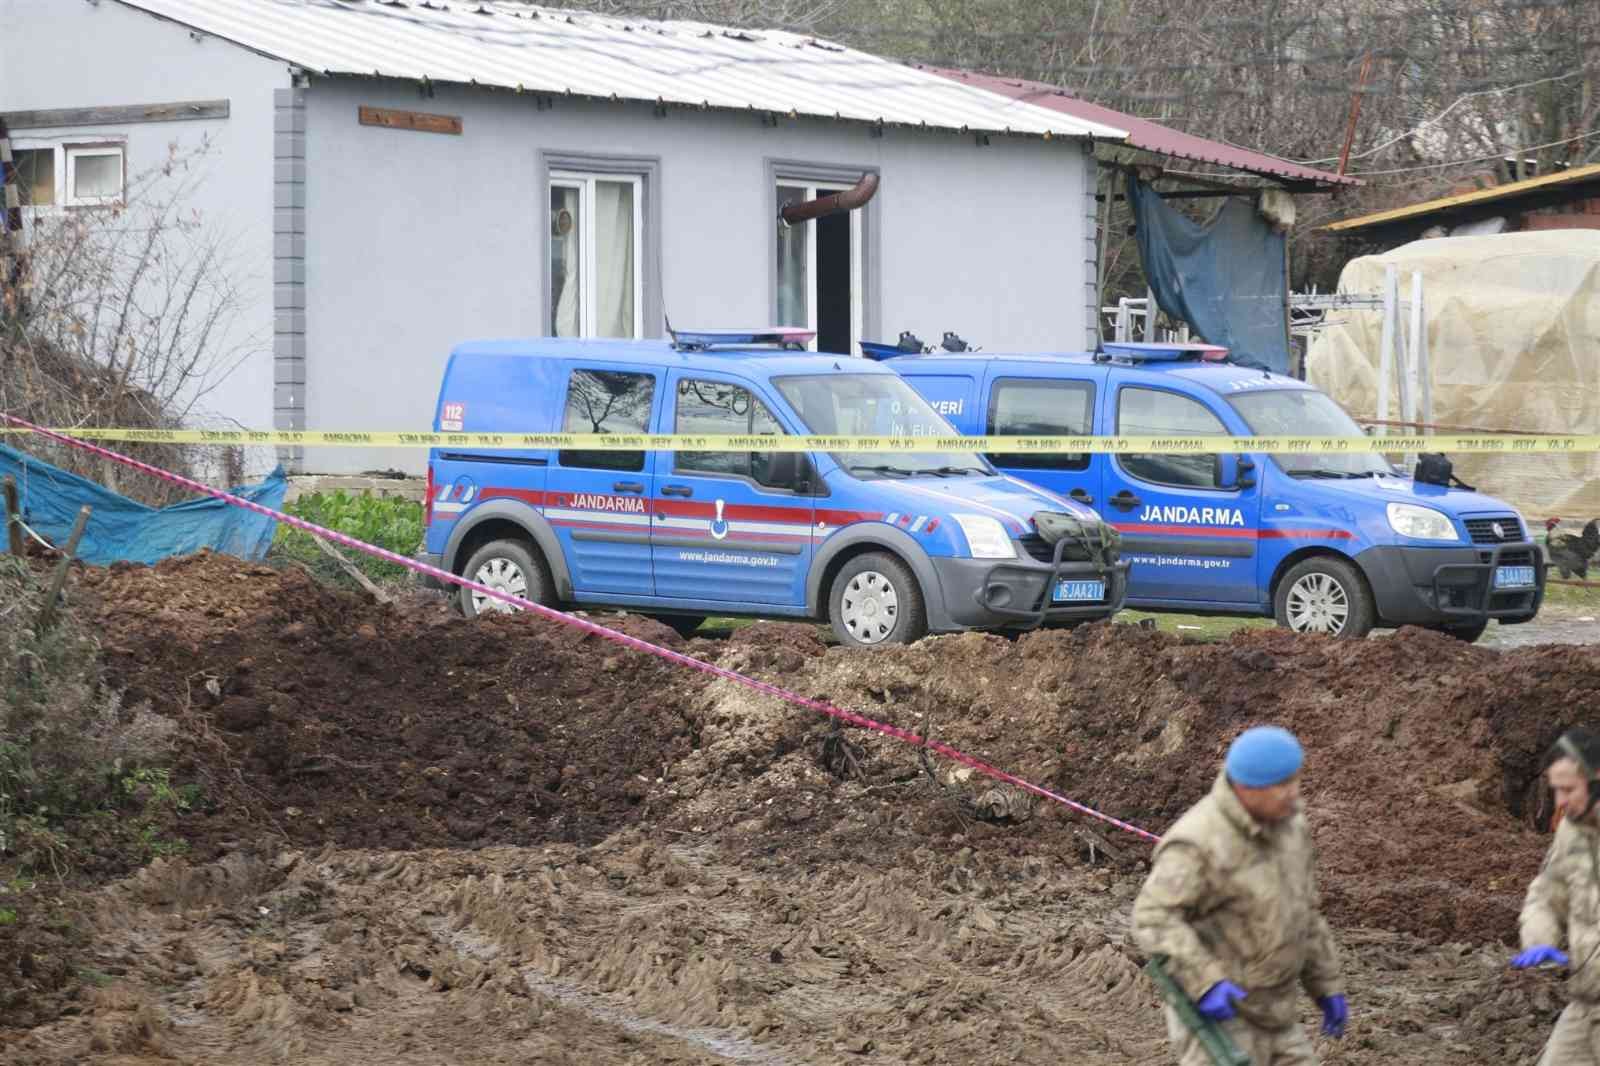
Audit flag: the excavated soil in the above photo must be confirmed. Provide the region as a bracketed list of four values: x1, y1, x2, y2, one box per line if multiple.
[4, 550, 1598, 1065]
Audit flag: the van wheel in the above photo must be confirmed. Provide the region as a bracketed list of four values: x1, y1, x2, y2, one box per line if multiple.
[460, 539, 551, 619]
[829, 552, 927, 648]
[1274, 557, 1374, 639]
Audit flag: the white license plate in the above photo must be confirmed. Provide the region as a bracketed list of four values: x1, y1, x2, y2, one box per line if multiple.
[1053, 579, 1105, 603]
[1494, 565, 1536, 590]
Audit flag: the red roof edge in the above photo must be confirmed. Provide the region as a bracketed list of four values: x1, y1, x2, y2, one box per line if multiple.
[921, 65, 1361, 188]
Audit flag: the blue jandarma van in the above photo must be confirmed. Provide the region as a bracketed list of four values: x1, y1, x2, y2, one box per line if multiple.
[417, 330, 1128, 647]
[887, 343, 1544, 642]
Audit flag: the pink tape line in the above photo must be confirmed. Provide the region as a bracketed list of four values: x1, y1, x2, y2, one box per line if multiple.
[1, 412, 1161, 846]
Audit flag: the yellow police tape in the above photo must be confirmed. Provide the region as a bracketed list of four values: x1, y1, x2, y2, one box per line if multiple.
[6, 426, 1600, 454]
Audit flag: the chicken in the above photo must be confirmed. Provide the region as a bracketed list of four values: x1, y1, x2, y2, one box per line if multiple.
[1544, 517, 1600, 579]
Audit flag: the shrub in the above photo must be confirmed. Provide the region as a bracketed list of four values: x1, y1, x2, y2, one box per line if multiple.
[0, 557, 175, 861]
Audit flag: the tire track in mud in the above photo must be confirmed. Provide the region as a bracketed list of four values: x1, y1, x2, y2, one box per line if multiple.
[412, 839, 1174, 1065]
[0, 838, 1561, 1066]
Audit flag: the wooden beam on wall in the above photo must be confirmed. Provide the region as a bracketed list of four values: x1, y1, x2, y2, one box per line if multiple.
[2, 99, 230, 130]
[358, 106, 462, 135]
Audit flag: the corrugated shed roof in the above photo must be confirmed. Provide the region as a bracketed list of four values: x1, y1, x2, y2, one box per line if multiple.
[922, 66, 1358, 188]
[111, 0, 1128, 140]
[1323, 162, 1600, 231]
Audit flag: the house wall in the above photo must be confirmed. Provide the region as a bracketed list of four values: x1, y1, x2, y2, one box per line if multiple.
[301, 79, 1098, 474]
[1, 0, 285, 474]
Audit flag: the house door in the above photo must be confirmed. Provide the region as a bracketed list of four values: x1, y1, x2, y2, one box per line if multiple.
[776, 182, 863, 355]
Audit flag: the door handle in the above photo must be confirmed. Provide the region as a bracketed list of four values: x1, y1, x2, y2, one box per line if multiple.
[1069, 488, 1095, 506]
[612, 481, 645, 494]
[1109, 490, 1142, 512]
[661, 485, 694, 498]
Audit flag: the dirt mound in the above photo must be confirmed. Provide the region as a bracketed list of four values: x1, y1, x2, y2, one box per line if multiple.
[76, 553, 708, 856]
[668, 623, 1597, 945]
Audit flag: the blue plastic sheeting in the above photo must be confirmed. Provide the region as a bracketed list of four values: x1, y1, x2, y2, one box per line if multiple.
[0, 443, 285, 566]
[1127, 176, 1291, 374]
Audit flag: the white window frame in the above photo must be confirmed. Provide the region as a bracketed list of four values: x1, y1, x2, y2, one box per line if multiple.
[776, 180, 864, 353]
[549, 170, 644, 339]
[64, 145, 125, 207]
[10, 140, 126, 218]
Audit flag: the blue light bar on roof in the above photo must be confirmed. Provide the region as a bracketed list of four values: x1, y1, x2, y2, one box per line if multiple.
[668, 325, 816, 350]
[1102, 341, 1230, 363]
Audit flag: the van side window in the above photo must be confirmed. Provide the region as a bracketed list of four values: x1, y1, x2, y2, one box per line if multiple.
[674, 379, 787, 487]
[986, 378, 1093, 471]
[558, 369, 654, 472]
[1117, 386, 1227, 488]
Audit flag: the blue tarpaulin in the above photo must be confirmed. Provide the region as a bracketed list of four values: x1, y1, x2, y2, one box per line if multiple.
[1127, 175, 1292, 374]
[0, 443, 285, 565]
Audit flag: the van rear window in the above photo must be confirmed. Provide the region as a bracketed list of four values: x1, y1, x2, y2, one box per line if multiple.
[558, 369, 655, 472]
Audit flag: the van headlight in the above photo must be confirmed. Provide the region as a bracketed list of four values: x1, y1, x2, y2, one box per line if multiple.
[1386, 503, 1459, 542]
[952, 513, 1016, 559]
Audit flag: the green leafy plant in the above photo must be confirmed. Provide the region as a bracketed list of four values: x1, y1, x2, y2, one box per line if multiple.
[271, 490, 424, 586]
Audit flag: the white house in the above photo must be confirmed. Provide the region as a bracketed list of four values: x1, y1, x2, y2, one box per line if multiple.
[2, 0, 1127, 474]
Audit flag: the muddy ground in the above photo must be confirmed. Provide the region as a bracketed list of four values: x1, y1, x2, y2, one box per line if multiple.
[3, 551, 1597, 1064]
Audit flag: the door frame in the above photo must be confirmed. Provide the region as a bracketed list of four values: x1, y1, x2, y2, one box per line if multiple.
[767, 159, 880, 353]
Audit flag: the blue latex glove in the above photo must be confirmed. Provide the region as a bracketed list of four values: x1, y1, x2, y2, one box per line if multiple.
[1512, 945, 1570, 969]
[1318, 994, 1348, 1038]
[1196, 980, 1248, 1022]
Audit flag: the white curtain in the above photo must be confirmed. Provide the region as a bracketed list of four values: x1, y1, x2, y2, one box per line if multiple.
[595, 180, 635, 338]
[550, 185, 581, 337]
[775, 185, 807, 327]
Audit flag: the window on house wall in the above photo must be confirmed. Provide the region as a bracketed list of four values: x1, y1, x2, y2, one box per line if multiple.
[8, 143, 125, 210]
[66, 147, 124, 205]
[775, 180, 863, 355]
[549, 172, 642, 339]
[11, 148, 56, 207]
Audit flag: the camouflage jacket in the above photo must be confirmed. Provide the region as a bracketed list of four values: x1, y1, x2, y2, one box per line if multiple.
[1132, 771, 1345, 1030]
[1523, 814, 1600, 1003]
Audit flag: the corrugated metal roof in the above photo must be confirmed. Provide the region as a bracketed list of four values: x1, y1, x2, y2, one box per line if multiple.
[1323, 162, 1600, 231]
[111, 0, 1128, 140]
[922, 66, 1358, 188]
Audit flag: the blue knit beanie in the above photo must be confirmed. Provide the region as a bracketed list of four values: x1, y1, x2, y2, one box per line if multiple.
[1225, 726, 1303, 788]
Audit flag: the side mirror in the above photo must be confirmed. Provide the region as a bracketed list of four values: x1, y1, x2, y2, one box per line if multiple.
[1216, 454, 1257, 491]
[765, 451, 813, 493]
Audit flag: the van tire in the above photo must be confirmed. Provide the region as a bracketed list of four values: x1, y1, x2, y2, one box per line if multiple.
[459, 539, 551, 619]
[1273, 556, 1374, 639]
[829, 552, 927, 648]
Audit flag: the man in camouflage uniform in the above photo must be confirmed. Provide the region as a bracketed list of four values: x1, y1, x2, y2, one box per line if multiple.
[1133, 726, 1347, 1065]
[1517, 727, 1600, 1065]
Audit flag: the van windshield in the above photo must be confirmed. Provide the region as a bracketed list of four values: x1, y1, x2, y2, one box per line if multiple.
[1225, 389, 1396, 478]
[773, 374, 992, 478]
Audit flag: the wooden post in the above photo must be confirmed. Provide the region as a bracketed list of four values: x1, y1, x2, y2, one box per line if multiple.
[2, 475, 21, 556]
[37, 505, 89, 630]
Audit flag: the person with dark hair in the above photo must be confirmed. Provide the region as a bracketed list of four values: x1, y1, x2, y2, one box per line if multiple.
[1517, 727, 1600, 1064]
[1133, 725, 1347, 1064]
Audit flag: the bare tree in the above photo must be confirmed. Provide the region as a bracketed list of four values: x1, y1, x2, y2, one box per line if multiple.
[1, 139, 259, 500]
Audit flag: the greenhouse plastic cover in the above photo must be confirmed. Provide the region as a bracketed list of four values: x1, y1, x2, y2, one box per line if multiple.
[1306, 230, 1600, 520]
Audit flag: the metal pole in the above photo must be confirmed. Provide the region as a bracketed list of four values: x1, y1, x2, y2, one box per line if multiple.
[1377, 265, 1397, 429]
[1144, 286, 1157, 342]
[1412, 272, 1432, 429]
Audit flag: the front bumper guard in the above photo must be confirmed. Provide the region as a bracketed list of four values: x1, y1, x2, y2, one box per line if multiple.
[971, 537, 1131, 628]
[1430, 542, 1544, 620]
